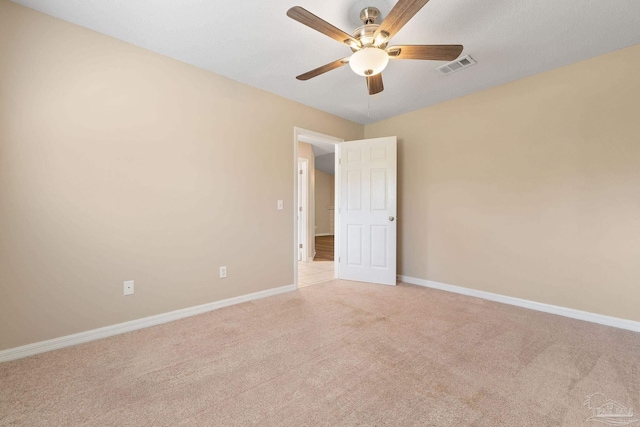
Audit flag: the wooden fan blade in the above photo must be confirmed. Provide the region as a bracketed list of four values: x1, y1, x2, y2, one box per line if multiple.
[366, 74, 384, 95]
[296, 58, 350, 81]
[387, 45, 463, 61]
[287, 7, 360, 48]
[374, 0, 431, 41]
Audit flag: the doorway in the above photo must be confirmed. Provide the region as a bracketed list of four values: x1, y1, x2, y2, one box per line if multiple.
[293, 128, 343, 288]
[294, 131, 398, 288]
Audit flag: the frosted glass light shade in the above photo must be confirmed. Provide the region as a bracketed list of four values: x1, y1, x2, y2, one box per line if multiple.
[349, 48, 389, 77]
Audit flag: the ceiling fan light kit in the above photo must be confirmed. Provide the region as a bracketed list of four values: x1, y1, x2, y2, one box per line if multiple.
[349, 47, 389, 76]
[287, 0, 464, 95]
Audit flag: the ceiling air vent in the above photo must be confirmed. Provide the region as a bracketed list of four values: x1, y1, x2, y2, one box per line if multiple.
[436, 55, 476, 75]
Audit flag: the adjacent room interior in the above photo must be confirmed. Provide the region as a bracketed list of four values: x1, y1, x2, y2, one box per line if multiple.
[1, 0, 640, 425]
[297, 133, 337, 287]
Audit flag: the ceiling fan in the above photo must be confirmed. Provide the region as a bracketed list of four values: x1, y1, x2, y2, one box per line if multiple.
[287, 0, 463, 95]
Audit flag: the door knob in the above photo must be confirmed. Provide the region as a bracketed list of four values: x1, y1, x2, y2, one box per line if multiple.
[389, 216, 395, 222]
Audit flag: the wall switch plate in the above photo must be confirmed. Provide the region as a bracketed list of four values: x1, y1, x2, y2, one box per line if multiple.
[124, 280, 134, 296]
[219, 266, 227, 278]
[277, 200, 284, 210]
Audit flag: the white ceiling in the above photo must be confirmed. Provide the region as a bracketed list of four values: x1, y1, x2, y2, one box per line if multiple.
[315, 153, 336, 176]
[11, 0, 640, 125]
[301, 135, 336, 175]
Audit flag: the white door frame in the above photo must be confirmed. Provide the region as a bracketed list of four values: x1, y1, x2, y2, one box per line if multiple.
[293, 127, 344, 289]
[297, 158, 309, 262]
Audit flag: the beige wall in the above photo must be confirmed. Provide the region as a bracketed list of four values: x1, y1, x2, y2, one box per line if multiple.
[0, 0, 363, 351]
[365, 43, 640, 322]
[297, 142, 315, 259]
[314, 169, 334, 235]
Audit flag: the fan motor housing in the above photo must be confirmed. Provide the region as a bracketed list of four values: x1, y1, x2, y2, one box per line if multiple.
[351, 25, 388, 51]
[351, 8, 388, 51]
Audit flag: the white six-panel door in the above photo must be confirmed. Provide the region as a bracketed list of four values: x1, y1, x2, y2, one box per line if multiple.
[339, 137, 397, 285]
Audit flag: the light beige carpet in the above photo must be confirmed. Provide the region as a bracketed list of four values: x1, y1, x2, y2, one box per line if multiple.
[1, 280, 639, 426]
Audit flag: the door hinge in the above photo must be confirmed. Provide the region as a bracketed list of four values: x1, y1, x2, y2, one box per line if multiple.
[339, 257, 341, 263]
[299, 206, 302, 212]
[299, 170, 303, 174]
[339, 158, 341, 165]
[299, 243, 303, 248]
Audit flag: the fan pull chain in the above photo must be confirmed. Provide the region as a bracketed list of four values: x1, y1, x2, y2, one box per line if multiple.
[368, 96, 371, 119]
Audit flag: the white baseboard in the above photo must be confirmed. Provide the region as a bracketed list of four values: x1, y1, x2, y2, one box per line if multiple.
[398, 275, 640, 333]
[315, 233, 333, 237]
[0, 284, 296, 363]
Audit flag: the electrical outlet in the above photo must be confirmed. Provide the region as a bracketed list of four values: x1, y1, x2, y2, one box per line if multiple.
[219, 266, 227, 278]
[124, 280, 134, 296]
[277, 200, 284, 210]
